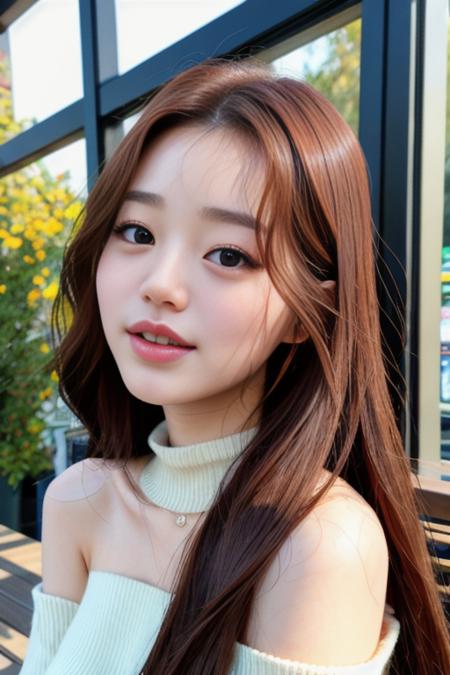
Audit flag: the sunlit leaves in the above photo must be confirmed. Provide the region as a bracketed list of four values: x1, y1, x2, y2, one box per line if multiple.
[0, 52, 85, 488]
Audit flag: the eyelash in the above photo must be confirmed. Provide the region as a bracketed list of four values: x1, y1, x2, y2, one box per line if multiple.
[111, 221, 260, 270]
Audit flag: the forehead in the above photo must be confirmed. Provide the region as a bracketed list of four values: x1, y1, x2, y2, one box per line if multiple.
[129, 123, 266, 212]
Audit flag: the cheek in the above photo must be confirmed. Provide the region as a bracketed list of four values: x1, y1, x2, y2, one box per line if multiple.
[199, 278, 290, 358]
[95, 250, 126, 325]
[199, 280, 262, 337]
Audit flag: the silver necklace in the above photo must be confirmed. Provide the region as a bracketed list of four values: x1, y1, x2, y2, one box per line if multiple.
[153, 503, 206, 527]
[174, 509, 207, 527]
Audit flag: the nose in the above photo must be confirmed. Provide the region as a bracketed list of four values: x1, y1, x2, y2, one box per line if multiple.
[139, 246, 189, 310]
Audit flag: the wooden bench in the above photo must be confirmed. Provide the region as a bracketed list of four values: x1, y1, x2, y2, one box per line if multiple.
[2, 466, 449, 670]
[410, 459, 450, 615]
[0, 523, 41, 673]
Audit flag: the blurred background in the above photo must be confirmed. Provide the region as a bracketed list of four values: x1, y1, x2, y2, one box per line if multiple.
[0, 0, 448, 539]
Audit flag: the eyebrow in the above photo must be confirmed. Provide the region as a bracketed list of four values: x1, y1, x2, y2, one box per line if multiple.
[123, 190, 257, 230]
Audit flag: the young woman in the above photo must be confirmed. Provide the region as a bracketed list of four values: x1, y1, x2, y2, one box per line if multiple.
[20, 58, 449, 675]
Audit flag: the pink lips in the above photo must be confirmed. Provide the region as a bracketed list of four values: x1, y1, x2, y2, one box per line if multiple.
[126, 320, 196, 363]
[126, 320, 194, 347]
[127, 333, 196, 363]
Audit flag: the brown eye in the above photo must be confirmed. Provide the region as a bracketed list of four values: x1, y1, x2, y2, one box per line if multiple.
[112, 223, 154, 245]
[205, 247, 254, 269]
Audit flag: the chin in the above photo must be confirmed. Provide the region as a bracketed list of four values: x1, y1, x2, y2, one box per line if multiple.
[118, 377, 183, 406]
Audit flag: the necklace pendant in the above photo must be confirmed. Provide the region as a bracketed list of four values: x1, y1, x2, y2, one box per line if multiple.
[176, 514, 187, 527]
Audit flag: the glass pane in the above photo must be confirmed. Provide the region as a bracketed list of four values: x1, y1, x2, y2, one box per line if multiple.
[105, 108, 143, 160]
[0, 0, 83, 142]
[114, 0, 245, 76]
[0, 140, 87, 489]
[41, 139, 88, 200]
[268, 17, 361, 135]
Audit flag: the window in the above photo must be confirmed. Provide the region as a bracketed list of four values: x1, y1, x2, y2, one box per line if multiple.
[0, 0, 82, 141]
[255, 8, 361, 133]
[113, 0, 245, 77]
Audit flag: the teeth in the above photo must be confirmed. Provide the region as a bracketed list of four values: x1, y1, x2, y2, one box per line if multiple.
[141, 331, 181, 346]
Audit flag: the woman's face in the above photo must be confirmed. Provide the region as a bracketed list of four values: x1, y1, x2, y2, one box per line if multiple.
[96, 123, 297, 434]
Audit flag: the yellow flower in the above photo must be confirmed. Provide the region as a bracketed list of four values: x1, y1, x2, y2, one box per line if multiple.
[3, 236, 23, 249]
[39, 343, 50, 354]
[27, 288, 41, 306]
[23, 254, 35, 264]
[32, 218, 45, 232]
[33, 275, 45, 286]
[36, 249, 46, 261]
[0, 206, 8, 215]
[64, 202, 83, 220]
[41, 267, 50, 277]
[32, 238, 45, 250]
[0, 284, 6, 294]
[55, 188, 68, 201]
[27, 423, 42, 434]
[24, 227, 36, 240]
[0, 228, 9, 238]
[10, 223, 25, 234]
[42, 280, 58, 300]
[38, 387, 53, 401]
[50, 370, 59, 382]
[31, 176, 44, 189]
[47, 218, 64, 235]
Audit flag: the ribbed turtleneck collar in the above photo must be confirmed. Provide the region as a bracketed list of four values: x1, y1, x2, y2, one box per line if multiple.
[139, 419, 259, 513]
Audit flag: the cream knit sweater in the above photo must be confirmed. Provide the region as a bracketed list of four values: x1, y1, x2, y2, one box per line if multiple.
[20, 420, 400, 674]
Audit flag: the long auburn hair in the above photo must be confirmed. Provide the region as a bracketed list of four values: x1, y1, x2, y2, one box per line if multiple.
[50, 57, 449, 674]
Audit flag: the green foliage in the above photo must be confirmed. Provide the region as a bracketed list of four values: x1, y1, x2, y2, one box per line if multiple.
[0, 51, 84, 488]
[301, 19, 361, 134]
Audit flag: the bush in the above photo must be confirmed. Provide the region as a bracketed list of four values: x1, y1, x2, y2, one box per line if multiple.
[0, 51, 84, 488]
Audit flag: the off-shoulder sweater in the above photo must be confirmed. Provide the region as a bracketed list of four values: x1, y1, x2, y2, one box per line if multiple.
[19, 419, 401, 674]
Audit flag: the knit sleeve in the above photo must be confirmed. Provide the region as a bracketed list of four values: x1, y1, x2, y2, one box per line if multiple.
[19, 582, 80, 675]
[231, 614, 401, 675]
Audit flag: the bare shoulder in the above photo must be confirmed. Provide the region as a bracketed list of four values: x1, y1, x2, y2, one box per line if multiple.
[294, 475, 389, 579]
[312, 472, 387, 537]
[45, 457, 112, 503]
[246, 475, 390, 666]
[41, 458, 118, 602]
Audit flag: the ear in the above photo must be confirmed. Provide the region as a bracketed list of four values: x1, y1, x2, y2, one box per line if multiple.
[321, 279, 336, 293]
[281, 279, 336, 345]
[281, 319, 308, 346]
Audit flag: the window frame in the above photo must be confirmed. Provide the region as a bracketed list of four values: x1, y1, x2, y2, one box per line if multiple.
[0, 0, 432, 465]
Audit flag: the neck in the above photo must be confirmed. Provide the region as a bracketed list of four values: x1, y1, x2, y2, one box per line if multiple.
[139, 419, 259, 513]
[160, 369, 264, 446]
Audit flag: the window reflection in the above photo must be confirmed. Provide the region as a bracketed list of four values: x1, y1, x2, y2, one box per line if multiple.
[268, 17, 361, 134]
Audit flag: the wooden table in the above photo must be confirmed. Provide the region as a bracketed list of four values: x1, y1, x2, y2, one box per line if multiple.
[0, 523, 41, 673]
[410, 459, 450, 521]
